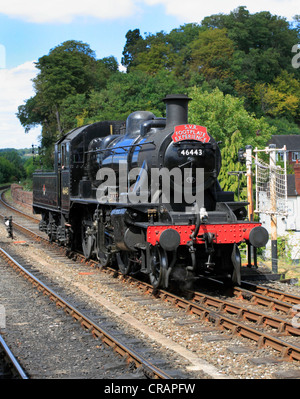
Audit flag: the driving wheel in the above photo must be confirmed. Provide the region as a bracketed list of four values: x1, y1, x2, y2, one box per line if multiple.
[149, 246, 168, 289]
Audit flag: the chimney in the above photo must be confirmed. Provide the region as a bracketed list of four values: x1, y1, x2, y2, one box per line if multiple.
[294, 163, 300, 195]
[162, 94, 192, 128]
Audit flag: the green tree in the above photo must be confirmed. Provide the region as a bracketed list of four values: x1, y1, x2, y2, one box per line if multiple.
[166, 23, 203, 84]
[167, 23, 203, 52]
[131, 39, 174, 75]
[121, 29, 146, 71]
[86, 69, 185, 122]
[218, 130, 247, 200]
[0, 157, 23, 183]
[188, 28, 235, 90]
[202, 6, 299, 66]
[32, 40, 101, 134]
[60, 93, 89, 130]
[17, 40, 117, 166]
[253, 71, 300, 121]
[188, 86, 277, 148]
[201, 6, 300, 106]
[121, 25, 204, 84]
[23, 156, 36, 178]
[0, 149, 25, 172]
[16, 9, 300, 171]
[16, 95, 46, 133]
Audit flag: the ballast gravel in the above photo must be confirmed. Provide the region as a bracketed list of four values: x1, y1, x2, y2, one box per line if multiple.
[1, 208, 300, 379]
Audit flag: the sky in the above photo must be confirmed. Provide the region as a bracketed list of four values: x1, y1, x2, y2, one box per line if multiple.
[0, 0, 299, 149]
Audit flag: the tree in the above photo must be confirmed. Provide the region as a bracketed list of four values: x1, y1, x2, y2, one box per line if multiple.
[0, 149, 25, 171]
[167, 23, 203, 52]
[131, 40, 174, 75]
[86, 69, 185, 123]
[17, 94, 49, 133]
[0, 154, 24, 183]
[60, 93, 89, 131]
[202, 6, 299, 62]
[188, 86, 277, 148]
[166, 24, 203, 84]
[32, 41, 100, 134]
[24, 156, 38, 179]
[16, 9, 300, 170]
[121, 29, 146, 71]
[17, 40, 118, 166]
[253, 71, 300, 121]
[218, 130, 247, 200]
[188, 28, 235, 89]
[17, 40, 99, 137]
[201, 6, 300, 102]
[121, 25, 204, 83]
[187, 87, 279, 197]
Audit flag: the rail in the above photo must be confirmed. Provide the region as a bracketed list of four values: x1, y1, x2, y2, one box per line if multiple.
[0, 334, 28, 379]
[0, 248, 171, 379]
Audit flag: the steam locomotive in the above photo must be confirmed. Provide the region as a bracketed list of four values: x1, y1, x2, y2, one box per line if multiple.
[32, 94, 268, 288]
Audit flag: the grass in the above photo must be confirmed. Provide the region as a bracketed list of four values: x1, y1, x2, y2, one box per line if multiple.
[259, 258, 300, 286]
[241, 249, 300, 286]
[19, 179, 33, 191]
[278, 260, 300, 284]
[3, 187, 12, 201]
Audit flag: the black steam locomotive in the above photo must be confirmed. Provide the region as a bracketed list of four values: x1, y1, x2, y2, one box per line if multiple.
[32, 94, 268, 288]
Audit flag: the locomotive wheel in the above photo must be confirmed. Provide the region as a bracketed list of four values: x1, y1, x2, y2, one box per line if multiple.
[47, 221, 56, 242]
[56, 226, 63, 246]
[82, 234, 94, 259]
[116, 251, 132, 275]
[81, 218, 94, 259]
[149, 246, 168, 289]
[98, 250, 111, 267]
[231, 244, 241, 286]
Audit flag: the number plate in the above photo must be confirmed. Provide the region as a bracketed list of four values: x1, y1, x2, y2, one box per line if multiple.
[179, 149, 203, 156]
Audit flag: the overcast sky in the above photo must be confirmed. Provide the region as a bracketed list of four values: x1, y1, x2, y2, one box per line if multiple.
[0, 0, 299, 149]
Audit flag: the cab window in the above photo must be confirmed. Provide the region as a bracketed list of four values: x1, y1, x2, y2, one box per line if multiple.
[61, 143, 70, 169]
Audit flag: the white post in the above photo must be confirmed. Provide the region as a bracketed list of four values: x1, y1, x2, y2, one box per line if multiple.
[283, 145, 287, 213]
[245, 145, 253, 221]
[269, 144, 278, 273]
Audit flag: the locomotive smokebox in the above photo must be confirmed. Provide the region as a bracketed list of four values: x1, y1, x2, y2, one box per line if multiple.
[163, 94, 192, 128]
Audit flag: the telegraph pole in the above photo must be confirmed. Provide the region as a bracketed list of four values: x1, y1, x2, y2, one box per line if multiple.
[245, 145, 254, 221]
[245, 145, 255, 267]
[269, 144, 278, 273]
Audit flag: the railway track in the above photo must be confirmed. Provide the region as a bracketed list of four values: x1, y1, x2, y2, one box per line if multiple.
[0, 247, 173, 379]
[235, 282, 300, 308]
[1, 187, 300, 378]
[96, 273, 300, 362]
[0, 334, 28, 379]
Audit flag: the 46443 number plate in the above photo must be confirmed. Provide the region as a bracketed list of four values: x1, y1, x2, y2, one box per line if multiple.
[179, 148, 203, 156]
